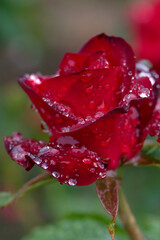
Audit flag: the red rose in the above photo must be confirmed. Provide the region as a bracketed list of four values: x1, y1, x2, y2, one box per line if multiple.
[4, 34, 160, 186]
[128, 0, 160, 74]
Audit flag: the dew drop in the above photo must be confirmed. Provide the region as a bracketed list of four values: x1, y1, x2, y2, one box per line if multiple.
[52, 171, 60, 178]
[90, 168, 95, 173]
[68, 179, 77, 186]
[138, 87, 150, 98]
[82, 158, 92, 164]
[57, 136, 79, 146]
[85, 85, 93, 93]
[41, 163, 48, 169]
[34, 157, 42, 165]
[85, 115, 93, 121]
[128, 71, 132, 76]
[94, 111, 104, 118]
[50, 159, 56, 165]
[99, 172, 107, 178]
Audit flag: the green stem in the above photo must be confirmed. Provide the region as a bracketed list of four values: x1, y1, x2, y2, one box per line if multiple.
[15, 172, 55, 199]
[118, 186, 146, 240]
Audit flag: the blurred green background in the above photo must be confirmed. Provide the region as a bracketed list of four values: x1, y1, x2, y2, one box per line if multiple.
[0, 0, 160, 239]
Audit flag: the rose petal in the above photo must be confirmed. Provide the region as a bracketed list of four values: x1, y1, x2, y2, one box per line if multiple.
[19, 68, 125, 134]
[4, 133, 108, 186]
[50, 106, 140, 170]
[4, 132, 46, 170]
[59, 51, 110, 75]
[33, 136, 107, 186]
[79, 33, 135, 71]
[144, 98, 160, 142]
[19, 74, 77, 134]
[80, 33, 136, 94]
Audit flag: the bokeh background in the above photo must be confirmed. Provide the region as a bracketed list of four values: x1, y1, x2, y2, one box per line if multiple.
[0, 0, 160, 239]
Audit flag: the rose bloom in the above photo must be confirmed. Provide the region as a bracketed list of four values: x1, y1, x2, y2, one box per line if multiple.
[4, 34, 160, 186]
[128, 0, 160, 74]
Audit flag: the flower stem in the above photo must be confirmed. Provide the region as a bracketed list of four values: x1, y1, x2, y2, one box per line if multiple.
[118, 186, 146, 240]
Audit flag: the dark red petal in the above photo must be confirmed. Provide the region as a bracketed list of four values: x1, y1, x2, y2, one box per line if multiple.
[19, 68, 125, 134]
[38, 68, 124, 123]
[59, 51, 110, 75]
[4, 133, 107, 186]
[144, 98, 160, 142]
[4, 132, 46, 170]
[29, 135, 108, 186]
[18, 74, 77, 134]
[79, 33, 135, 87]
[60, 34, 136, 96]
[53, 106, 140, 170]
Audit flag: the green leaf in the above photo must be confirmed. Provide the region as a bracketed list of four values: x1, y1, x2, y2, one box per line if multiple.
[95, 171, 119, 220]
[142, 140, 160, 162]
[0, 192, 15, 207]
[21, 218, 128, 240]
[0, 173, 55, 208]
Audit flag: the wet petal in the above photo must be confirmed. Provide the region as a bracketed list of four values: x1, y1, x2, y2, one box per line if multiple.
[4, 132, 46, 170]
[53, 106, 140, 170]
[19, 68, 125, 134]
[4, 133, 108, 186]
[144, 98, 160, 142]
[59, 51, 110, 75]
[31, 136, 108, 186]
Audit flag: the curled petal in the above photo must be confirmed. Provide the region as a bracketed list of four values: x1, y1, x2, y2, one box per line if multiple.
[4, 133, 108, 186]
[19, 68, 125, 133]
[79, 33, 135, 73]
[4, 132, 46, 170]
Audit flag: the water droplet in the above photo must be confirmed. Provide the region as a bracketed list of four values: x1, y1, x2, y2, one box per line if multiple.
[123, 94, 136, 103]
[90, 168, 95, 173]
[128, 71, 132, 76]
[78, 118, 85, 124]
[82, 158, 92, 164]
[61, 127, 70, 133]
[94, 111, 104, 118]
[138, 87, 150, 98]
[52, 171, 60, 178]
[71, 147, 87, 157]
[57, 136, 79, 146]
[29, 74, 41, 84]
[93, 162, 99, 168]
[50, 160, 56, 165]
[85, 115, 93, 121]
[41, 163, 48, 169]
[85, 85, 93, 93]
[101, 137, 111, 147]
[97, 100, 106, 111]
[11, 145, 26, 160]
[99, 172, 107, 178]
[34, 157, 42, 165]
[68, 179, 77, 186]
[105, 84, 109, 89]
[149, 102, 153, 107]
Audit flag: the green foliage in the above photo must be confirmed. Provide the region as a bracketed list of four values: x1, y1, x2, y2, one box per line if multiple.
[142, 139, 160, 163]
[21, 215, 160, 240]
[21, 218, 128, 240]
